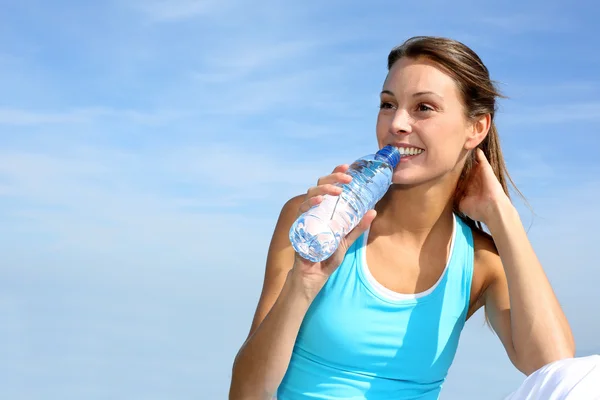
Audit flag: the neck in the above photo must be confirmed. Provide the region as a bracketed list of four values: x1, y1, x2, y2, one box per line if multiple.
[372, 174, 458, 242]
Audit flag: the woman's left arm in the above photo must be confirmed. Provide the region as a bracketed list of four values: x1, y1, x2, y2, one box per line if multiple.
[461, 148, 575, 376]
[481, 200, 575, 375]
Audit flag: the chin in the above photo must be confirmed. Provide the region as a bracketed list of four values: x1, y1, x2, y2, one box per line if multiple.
[390, 175, 423, 187]
[390, 170, 442, 187]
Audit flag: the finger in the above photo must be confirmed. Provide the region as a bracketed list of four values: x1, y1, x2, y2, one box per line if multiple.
[298, 195, 323, 214]
[316, 171, 353, 186]
[475, 148, 490, 165]
[345, 209, 377, 247]
[306, 183, 343, 199]
[332, 164, 350, 173]
[475, 148, 497, 174]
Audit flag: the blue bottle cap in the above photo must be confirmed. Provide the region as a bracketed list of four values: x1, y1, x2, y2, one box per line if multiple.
[375, 145, 401, 168]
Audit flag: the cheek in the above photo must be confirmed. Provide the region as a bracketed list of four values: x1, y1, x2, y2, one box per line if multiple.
[375, 115, 390, 142]
[417, 125, 468, 168]
[421, 118, 467, 148]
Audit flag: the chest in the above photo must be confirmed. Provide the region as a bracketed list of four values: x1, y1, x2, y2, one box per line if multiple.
[295, 265, 467, 382]
[366, 244, 448, 295]
[365, 240, 485, 315]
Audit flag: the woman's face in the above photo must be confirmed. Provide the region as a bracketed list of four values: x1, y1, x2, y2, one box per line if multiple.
[376, 56, 483, 186]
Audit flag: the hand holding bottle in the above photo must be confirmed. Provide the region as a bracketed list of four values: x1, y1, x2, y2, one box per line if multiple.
[289, 164, 378, 301]
[289, 146, 400, 261]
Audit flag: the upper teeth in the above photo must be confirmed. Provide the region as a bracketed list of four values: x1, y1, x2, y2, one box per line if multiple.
[398, 147, 423, 156]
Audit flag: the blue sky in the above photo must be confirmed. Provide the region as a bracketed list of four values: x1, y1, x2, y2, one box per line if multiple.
[1, 1, 599, 399]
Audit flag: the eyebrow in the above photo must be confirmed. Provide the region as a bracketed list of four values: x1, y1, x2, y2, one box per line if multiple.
[380, 90, 444, 99]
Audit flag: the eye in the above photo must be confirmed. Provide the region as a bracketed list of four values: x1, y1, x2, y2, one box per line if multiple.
[379, 102, 396, 110]
[416, 103, 434, 112]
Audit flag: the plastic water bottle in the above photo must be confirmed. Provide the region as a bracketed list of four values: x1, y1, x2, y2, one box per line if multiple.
[289, 145, 401, 262]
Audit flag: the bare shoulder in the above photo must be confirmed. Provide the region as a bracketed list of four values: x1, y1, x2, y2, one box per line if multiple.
[245, 194, 305, 337]
[473, 229, 500, 266]
[265, 194, 306, 270]
[264, 193, 306, 276]
[468, 228, 505, 317]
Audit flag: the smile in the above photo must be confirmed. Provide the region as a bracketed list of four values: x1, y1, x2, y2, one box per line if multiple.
[397, 147, 424, 156]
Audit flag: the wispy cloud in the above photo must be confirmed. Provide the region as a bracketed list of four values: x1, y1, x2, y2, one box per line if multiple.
[198, 39, 327, 76]
[0, 107, 183, 126]
[508, 151, 555, 182]
[196, 68, 349, 116]
[0, 139, 329, 257]
[165, 144, 309, 186]
[501, 102, 600, 125]
[507, 81, 600, 99]
[131, 0, 226, 22]
[480, 13, 572, 34]
[1, 1, 599, 399]
[182, 37, 378, 121]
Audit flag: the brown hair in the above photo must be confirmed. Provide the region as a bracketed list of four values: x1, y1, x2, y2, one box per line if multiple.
[387, 36, 526, 235]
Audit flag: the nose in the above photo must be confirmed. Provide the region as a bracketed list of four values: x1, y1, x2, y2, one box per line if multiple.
[389, 109, 412, 135]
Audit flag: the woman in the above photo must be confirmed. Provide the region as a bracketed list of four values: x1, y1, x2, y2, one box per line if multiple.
[229, 36, 598, 399]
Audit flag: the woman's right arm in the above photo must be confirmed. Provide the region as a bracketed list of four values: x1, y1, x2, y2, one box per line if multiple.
[228, 195, 311, 400]
[229, 165, 374, 399]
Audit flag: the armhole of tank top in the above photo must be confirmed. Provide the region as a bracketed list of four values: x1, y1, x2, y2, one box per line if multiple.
[460, 219, 476, 323]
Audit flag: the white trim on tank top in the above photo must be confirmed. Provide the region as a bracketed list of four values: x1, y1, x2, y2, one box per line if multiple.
[361, 213, 457, 300]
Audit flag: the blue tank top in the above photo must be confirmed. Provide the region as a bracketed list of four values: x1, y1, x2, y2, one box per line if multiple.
[277, 214, 474, 399]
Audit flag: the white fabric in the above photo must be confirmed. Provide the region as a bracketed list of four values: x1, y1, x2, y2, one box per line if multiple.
[272, 356, 600, 399]
[504, 355, 600, 399]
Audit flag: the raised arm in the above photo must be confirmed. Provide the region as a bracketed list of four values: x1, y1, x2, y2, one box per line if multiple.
[461, 149, 575, 376]
[479, 203, 575, 375]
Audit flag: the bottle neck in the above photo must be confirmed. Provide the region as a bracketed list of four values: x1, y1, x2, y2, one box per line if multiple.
[375, 145, 400, 168]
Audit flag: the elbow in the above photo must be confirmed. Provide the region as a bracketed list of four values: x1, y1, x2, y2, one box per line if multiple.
[229, 355, 246, 400]
[229, 382, 271, 400]
[228, 373, 252, 400]
[229, 360, 273, 400]
[229, 361, 250, 400]
[515, 325, 576, 376]
[518, 345, 576, 376]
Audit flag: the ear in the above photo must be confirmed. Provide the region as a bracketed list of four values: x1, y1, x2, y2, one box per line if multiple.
[465, 114, 491, 150]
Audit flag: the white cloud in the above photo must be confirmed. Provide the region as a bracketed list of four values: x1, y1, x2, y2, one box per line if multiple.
[197, 39, 328, 78]
[163, 143, 325, 187]
[1, 2, 598, 399]
[0, 141, 329, 259]
[187, 37, 360, 116]
[0, 107, 183, 126]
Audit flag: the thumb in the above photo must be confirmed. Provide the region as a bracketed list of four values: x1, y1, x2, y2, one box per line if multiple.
[345, 209, 377, 248]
